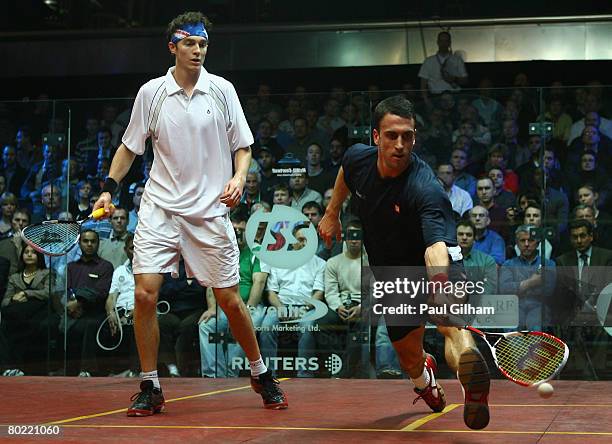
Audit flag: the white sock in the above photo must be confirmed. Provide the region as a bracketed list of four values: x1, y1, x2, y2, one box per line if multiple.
[141, 370, 160, 389]
[167, 364, 179, 375]
[411, 365, 431, 390]
[249, 357, 268, 377]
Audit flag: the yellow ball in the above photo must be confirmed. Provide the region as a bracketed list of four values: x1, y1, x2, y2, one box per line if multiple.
[537, 382, 554, 399]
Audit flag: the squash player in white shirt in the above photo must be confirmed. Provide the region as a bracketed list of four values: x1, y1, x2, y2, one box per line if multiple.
[94, 11, 287, 416]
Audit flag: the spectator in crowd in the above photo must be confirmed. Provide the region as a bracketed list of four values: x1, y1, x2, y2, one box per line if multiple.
[255, 146, 283, 203]
[98, 207, 130, 269]
[472, 78, 503, 138]
[252, 119, 284, 161]
[317, 98, 346, 139]
[240, 170, 263, 213]
[277, 98, 302, 139]
[14, 127, 40, 170]
[306, 143, 335, 195]
[565, 150, 610, 207]
[497, 119, 525, 169]
[0, 209, 29, 276]
[289, 172, 322, 211]
[576, 184, 611, 229]
[256, 83, 282, 116]
[1, 145, 27, 196]
[318, 220, 370, 377]
[71, 180, 93, 221]
[475, 177, 506, 233]
[421, 108, 453, 158]
[539, 98, 572, 144]
[554, 219, 612, 325]
[469, 205, 506, 265]
[487, 168, 515, 210]
[81, 193, 113, 239]
[514, 203, 554, 260]
[65, 230, 114, 376]
[567, 125, 612, 174]
[325, 136, 347, 178]
[500, 225, 556, 330]
[199, 212, 267, 377]
[92, 128, 115, 175]
[74, 116, 100, 165]
[484, 143, 519, 193]
[1, 245, 52, 376]
[259, 227, 326, 377]
[286, 117, 320, 163]
[418, 31, 468, 104]
[436, 163, 472, 217]
[157, 258, 207, 377]
[450, 148, 476, 199]
[568, 111, 612, 146]
[570, 204, 612, 250]
[272, 183, 291, 207]
[0, 193, 17, 238]
[457, 220, 498, 295]
[302, 201, 342, 260]
[126, 182, 144, 233]
[31, 183, 62, 224]
[102, 233, 139, 377]
[20, 144, 61, 204]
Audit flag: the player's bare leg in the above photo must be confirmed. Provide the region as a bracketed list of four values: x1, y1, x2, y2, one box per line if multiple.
[214, 286, 288, 409]
[128, 273, 165, 417]
[437, 326, 490, 430]
[392, 326, 446, 412]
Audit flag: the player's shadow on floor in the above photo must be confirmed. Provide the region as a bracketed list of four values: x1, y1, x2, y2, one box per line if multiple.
[368, 411, 427, 428]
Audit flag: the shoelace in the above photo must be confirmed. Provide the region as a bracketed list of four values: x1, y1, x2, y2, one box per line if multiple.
[261, 376, 283, 397]
[130, 389, 153, 403]
[412, 385, 437, 405]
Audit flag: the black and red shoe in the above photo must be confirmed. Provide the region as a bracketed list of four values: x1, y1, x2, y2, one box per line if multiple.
[413, 353, 446, 413]
[250, 370, 288, 409]
[458, 348, 490, 430]
[127, 380, 165, 417]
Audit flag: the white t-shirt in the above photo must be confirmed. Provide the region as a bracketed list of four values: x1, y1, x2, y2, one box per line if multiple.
[110, 259, 135, 311]
[266, 255, 326, 305]
[122, 67, 254, 218]
[418, 52, 467, 94]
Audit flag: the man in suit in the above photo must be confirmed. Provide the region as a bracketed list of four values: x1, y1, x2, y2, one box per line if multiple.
[554, 219, 612, 325]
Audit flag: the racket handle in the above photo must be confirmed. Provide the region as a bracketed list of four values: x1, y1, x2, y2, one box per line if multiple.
[91, 204, 115, 220]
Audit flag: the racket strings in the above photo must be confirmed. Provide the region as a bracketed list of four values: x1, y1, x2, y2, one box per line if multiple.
[22, 222, 80, 255]
[495, 334, 566, 384]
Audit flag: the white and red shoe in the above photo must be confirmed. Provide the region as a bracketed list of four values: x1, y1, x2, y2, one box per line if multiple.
[458, 348, 490, 429]
[412, 354, 446, 413]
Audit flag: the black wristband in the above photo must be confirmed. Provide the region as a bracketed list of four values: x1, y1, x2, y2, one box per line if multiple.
[101, 177, 118, 196]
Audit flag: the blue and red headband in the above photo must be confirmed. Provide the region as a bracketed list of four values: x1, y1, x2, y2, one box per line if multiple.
[170, 22, 208, 44]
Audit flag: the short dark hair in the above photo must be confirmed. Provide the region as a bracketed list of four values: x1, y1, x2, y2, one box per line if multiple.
[571, 203, 595, 217]
[569, 218, 594, 235]
[80, 229, 99, 242]
[302, 201, 323, 215]
[373, 95, 416, 131]
[273, 183, 289, 193]
[166, 11, 212, 43]
[457, 219, 476, 233]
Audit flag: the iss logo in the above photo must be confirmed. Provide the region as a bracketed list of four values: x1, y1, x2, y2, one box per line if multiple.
[246, 205, 318, 269]
[324, 354, 343, 376]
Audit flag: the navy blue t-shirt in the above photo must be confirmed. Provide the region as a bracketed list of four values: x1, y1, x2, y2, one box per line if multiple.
[342, 144, 457, 266]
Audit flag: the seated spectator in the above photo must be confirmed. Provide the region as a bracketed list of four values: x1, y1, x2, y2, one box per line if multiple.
[498, 119, 527, 169]
[457, 220, 498, 294]
[567, 124, 612, 174]
[71, 180, 94, 221]
[240, 170, 263, 213]
[31, 183, 62, 224]
[325, 136, 347, 178]
[259, 228, 326, 377]
[101, 233, 139, 376]
[0, 145, 27, 196]
[255, 147, 284, 204]
[484, 143, 519, 194]
[199, 213, 267, 377]
[450, 148, 476, 199]
[158, 258, 207, 377]
[0, 209, 29, 276]
[539, 98, 572, 145]
[475, 177, 506, 233]
[126, 182, 144, 233]
[20, 144, 61, 205]
[514, 203, 554, 260]
[272, 183, 291, 207]
[487, 167, 515, 210]
[555, 219, 612, 325]
[568, 111, 612, 147]
[527, 168, 569, 236]
[436, 163, 472, 217]
[0, 245, 52, 376]
[252, 119, 284, 161]
[289, 172, 322, 211]
[302, 201, 342, 260]
[564, 150, 610, 208]
[64, 230, 114, 376]
[317, 220, 370, 377]
[81, 193, 113, 239]
[469, 206, 506, 265]
[286, 117, 321, 163]
[0, 193, 17, 238]
[98, 207, 130, 269]
[500, 225, 556, 330]
[306, 143, 336, 195]
[570, 204, 612, 250]
[576, 184, 611, 231]
[317, 98, 346, 140]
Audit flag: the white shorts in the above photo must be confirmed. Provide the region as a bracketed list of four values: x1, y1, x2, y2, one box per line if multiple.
[133, 196, 239, 288]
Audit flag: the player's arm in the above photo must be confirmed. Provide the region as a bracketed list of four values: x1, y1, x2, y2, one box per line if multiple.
[95, 144, 137, 213]
[425, 241, 450, 280]
[221, 147, 252, 207]
[319, 166, 350, 247]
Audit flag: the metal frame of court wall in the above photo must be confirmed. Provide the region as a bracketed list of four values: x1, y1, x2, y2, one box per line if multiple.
[1, 15, 612, 78]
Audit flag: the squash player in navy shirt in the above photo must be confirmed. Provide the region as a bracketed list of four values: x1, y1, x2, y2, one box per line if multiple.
[319, 96, 491, 430]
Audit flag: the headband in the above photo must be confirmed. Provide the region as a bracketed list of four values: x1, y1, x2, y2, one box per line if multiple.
[170, 22, 208, 44]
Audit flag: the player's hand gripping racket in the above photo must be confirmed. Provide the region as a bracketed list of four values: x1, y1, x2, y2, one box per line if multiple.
[21, 205, 114, 256]
[464, 326, 569, 386]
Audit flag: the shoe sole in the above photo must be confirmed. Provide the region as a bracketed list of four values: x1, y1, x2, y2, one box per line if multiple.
[126, 404, 165, 417]
[458, 348, 490, 430]
[430, 383, 447, 413]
